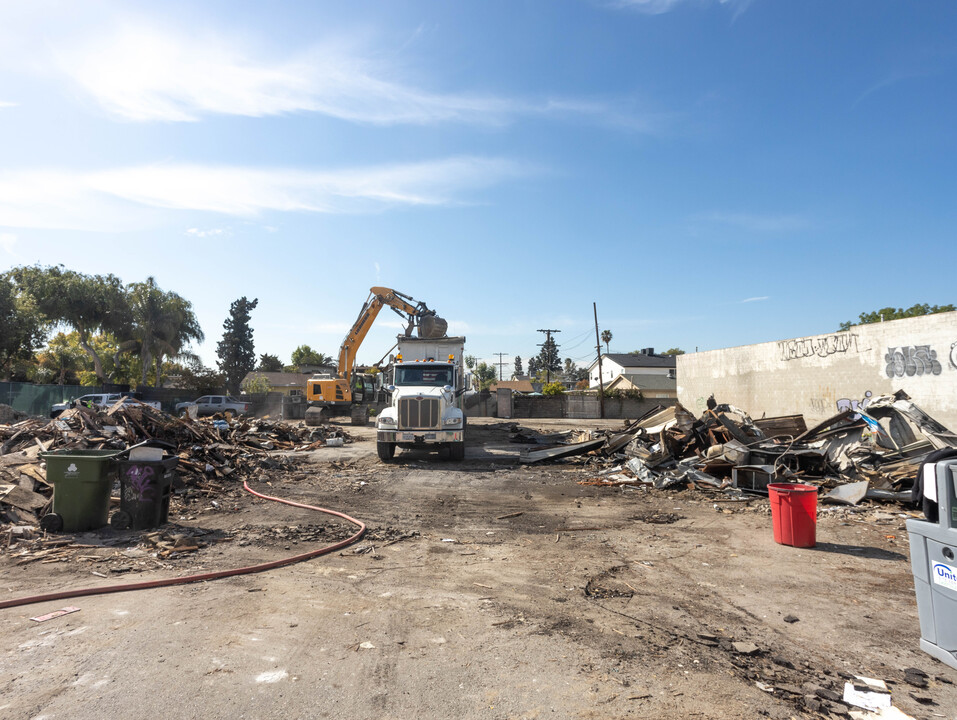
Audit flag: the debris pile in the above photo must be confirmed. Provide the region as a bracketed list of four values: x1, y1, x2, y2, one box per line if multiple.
[524, 390, 956, 505]
[0, 400, 353, 526]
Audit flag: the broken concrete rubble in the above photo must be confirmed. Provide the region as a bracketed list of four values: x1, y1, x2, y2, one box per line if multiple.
[524, 390, 955, 509]
[0, 402, 352, 528]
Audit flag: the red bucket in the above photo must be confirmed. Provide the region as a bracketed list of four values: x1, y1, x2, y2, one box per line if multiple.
[767, 483, 818, 548]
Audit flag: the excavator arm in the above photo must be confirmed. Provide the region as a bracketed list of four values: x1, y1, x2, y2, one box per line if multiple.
[305, 287, 446, 424]
[337, 287, 443, 383]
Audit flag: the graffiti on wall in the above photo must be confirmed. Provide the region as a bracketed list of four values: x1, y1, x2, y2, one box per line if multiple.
[779, 333, 860, 362]
[836, 391, 872, 420]
[950, 341, 957, 370]
[885, 345, 942, 378]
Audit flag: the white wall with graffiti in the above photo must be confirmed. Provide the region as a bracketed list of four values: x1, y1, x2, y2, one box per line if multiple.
[676, 311, 957, 428]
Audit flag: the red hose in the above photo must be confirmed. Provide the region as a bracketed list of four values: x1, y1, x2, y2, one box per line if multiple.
[0, 481, 366, 610]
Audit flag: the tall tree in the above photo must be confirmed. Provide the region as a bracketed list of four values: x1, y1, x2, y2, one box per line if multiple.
[839, 303, 955, 331]
[472, 362, 497, 391]
[600, 329, 612, 354]
[258, 353, 283, 372]
[11, 265, 131, 382]
[536, 335, 562, 376]
[290, 345, 333, 369]
[513, 355, 523, 377]
[217, 297, 259, 394]
[32, 332, 85, 385]
[0, 274, 46, 379]
[663, 348, 685, 356]
[123, 277, 204, 387]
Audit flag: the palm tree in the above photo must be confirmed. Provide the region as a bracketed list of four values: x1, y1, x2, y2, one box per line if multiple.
[600, 329, 612, 354]
[127, 278, 204, 387]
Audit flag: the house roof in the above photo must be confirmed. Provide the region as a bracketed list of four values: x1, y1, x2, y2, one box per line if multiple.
[489, 380, 535, 393]
[606, 373, 677, 392]
[242, 371, 311, 387]
[590, 352, 677, 371]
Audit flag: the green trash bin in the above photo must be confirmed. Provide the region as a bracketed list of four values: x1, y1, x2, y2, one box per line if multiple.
[40, 450, 120, 532]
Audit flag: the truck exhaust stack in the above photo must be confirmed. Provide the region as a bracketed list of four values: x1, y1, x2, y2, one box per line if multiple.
[418, 314, 448, 339]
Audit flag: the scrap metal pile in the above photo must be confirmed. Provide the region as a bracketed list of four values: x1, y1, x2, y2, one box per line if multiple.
[0, 400, 350, 527]
[524, 390, 956, 504]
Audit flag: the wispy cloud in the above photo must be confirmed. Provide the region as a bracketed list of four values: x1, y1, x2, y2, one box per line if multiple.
[0, 157, 529, 231]
[739, 296, 768, 303]
[186, 227, 227, 238]
[0, 101, 17, 108]
[708, 212, 807, 233]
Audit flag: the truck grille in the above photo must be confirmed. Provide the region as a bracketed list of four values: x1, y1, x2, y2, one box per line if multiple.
[399, 398, 440, 429]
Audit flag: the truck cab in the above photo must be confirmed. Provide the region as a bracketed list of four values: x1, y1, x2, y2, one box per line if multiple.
[375, 337, 466, 462]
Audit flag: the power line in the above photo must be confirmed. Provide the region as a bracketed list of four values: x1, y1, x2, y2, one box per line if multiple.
[536, 329, 560, 384]
[493, 352, 509, 381]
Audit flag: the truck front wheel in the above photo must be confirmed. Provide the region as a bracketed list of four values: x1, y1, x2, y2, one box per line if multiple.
[377, 441, 396, 462]
[449, 442, 465, 461]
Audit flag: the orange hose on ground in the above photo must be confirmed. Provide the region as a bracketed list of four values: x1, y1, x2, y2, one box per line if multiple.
[0, 481, 366, 610]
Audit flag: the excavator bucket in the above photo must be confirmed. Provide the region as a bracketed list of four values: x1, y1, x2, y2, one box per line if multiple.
[418, 314, 448, 339]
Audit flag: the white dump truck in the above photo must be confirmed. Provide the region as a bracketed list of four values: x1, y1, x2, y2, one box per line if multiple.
[375, 335, 466, 462]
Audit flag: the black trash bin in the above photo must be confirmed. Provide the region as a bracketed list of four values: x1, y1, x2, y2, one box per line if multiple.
[111, 455, 178, 530]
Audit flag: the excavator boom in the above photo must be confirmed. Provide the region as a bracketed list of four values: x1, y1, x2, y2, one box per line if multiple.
[305, 287, 447, 424]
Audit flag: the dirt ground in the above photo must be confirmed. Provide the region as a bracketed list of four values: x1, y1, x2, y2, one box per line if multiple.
[1, 417, 954, 720]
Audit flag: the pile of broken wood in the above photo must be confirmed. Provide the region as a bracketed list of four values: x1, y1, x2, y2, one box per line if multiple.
[0, 400, 351, 526]
[523, 390, 957, 505]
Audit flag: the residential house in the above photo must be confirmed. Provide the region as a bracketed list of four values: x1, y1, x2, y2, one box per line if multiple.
[602, 373, 677, 400]
[588, 349, 677, 394]
[489, 380, 536, 394]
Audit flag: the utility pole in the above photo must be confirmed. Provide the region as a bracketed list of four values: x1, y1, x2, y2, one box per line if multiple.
[493, 353, 509, 381]
[593, 303, 605, 419]
[536, 329, 560, 384]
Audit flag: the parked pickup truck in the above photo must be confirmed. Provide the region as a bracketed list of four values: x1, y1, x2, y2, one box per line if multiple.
[174, 395, 249, 418]
[50, 393, 162, 418]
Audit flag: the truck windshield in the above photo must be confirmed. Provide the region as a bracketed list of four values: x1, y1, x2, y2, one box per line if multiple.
[395, 365, 453, 386]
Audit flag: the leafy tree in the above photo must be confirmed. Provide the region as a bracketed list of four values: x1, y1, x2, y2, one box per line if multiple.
[291, 344, 333, 369]
[11, 265, 132, 382]
[600, 329, 612, 354]
[464, 354, 476, 370]
[472, 361, 497, 391]
[124, 277, 204, 387]
[0, 274, 46, 379]
[542, 381, 565, 396]
[217, 297, 259, 394]
[839, 303, 956, 331]
[241, 373, 272, 394]
[527, 356, 541, 378]
[167, 357, 225, 393]
[663, 348, 685, 356]
[258, 353, 283, 372]
[32, 332, 85, 385]
[513, 355, 523, 377]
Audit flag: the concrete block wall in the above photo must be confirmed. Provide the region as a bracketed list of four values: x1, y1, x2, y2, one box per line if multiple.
[677, 311, 957, 429]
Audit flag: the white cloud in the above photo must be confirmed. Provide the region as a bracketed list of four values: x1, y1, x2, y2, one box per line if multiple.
[51, 22, 518, 125]
[0, 100, 17, 108]
[0, 157, 528, 231]
[740, 296, 769, 303]
[185, 227, 226, 238]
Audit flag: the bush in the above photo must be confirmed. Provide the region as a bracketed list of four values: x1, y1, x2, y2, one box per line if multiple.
[542, 382, 565, 396]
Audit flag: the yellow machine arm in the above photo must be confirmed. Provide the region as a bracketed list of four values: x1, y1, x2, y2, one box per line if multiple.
[336, 287, 441, 383]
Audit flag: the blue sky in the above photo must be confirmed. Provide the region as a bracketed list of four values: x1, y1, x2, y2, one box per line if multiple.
[1, 0, 955, 374]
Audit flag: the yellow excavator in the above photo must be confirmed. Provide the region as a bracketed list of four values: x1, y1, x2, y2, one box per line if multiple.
[304, 287, 448, 426]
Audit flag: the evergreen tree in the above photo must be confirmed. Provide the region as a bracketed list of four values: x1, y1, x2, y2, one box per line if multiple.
[513, 355, 523, 377]
[217, 297, 258, 394]
[536, 335, 562, 377]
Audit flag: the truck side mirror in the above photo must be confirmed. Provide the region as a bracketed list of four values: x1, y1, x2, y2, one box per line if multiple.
[386, 385, 395, 392]
[443, 385, 453, 392]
